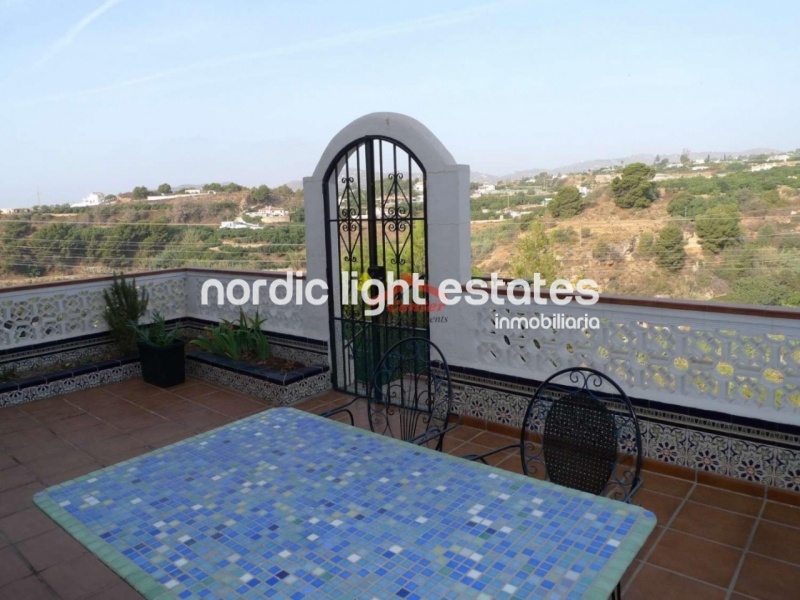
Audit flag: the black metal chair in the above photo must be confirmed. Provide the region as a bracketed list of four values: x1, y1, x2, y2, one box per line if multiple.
[322, 337, 460, 450]
[465, 367, 643, 503]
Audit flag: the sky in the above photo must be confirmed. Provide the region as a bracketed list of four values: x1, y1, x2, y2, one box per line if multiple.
[0, 0, 799, 207]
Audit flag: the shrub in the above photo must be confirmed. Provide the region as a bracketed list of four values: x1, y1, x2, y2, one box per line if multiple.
[654, 224, 686, 271]
[102, 273, 149, 354]
[190, 310, 270, 361]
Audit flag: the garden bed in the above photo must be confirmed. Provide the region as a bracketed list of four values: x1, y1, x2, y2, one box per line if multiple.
[0, 355, 141, 408]
[186, 349, 330, 405]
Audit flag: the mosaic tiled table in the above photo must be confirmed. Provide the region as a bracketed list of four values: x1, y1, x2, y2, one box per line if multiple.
[34, 407, 656, 599]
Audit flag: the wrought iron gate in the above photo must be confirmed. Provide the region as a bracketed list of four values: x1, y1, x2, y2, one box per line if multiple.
[323, 136, 429, 395]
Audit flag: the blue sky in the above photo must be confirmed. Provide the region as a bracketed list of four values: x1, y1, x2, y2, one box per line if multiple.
[0, 0, 798, 206]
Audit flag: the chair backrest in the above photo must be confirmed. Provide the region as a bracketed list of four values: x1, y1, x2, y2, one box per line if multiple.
[521, 367, 642, 502]
[367, 337, 453, 445]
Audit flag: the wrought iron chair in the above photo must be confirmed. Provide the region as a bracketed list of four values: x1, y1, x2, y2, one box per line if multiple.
[322, 337, 459, 450]
[465, 367, 643, 503]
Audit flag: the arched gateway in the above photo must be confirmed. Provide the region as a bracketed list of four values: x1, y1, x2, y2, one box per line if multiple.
[303, 113, 470, 395]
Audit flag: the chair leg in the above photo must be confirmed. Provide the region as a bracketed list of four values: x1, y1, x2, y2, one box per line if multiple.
[610, 582, 621, 600]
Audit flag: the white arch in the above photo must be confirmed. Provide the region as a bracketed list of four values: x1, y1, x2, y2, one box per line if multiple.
[310, 112, 457, 180]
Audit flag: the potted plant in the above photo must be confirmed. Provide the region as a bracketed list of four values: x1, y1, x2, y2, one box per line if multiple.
[129, 312, 186, 387]
[102, 273, 149, 355]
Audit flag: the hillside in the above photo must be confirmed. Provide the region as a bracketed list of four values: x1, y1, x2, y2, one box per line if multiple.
[473, 162, 800, 304]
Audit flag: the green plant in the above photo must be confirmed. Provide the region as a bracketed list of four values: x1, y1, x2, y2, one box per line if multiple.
[102, 273, 149, 354]
[190, 310, 270, 361]
[129, 312, 182, 347]
[0, 364, 18, 383]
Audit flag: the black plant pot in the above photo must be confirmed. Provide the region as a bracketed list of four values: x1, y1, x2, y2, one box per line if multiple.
[138, 340, 186, 387]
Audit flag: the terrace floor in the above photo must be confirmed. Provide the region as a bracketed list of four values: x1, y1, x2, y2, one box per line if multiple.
[1, 379, 799, 599]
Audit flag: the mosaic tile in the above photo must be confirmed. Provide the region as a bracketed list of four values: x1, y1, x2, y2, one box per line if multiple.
[35, 408, 656, 599]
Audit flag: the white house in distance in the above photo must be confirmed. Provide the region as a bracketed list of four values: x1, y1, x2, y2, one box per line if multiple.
[71, 192, 106, 208]
[220, 220, 263, 230]
[246, 205, 288, 218]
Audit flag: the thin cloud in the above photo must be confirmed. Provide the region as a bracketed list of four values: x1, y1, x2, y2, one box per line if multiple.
[18, 0, 516, 105]
[34, 0, 123, 68]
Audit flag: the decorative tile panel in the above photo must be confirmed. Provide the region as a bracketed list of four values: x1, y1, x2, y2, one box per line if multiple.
[446, 301, 800, 426]
[0, 273, 186, 351]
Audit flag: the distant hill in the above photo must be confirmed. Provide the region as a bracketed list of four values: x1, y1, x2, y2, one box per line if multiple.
[470, 148, 784, 183]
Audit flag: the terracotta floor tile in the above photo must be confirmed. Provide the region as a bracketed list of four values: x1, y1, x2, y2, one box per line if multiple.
[0, 482, 45, 519]
[0, 546, 32, 587]
[0, 465, 37, 493]
[625, 564, 727, 600]
[639, 471, 694, 498]
[187, 389, 249, 404]
[85, 581, 144, 599]
[38, 464, 102, 487]
[496, 453, 528, 475]
[61, 422, 122, 445]
[469, 430, 519, 449]
[734, 553, 800, 600]
[129, 393, 185, 411]
[635, 526, 663, 562]
[108, 412, 168, 433]
[632, 489, 683, 526]
[749, 520, 800, 565]
[761, 501, 800, 529]
[688, 484, 764, 517]
[619, 558, 641, 592]
[446, 424, 483, 442]
[172, 408, 233, 432]
[647, 529, 742, 588]
[103, 381, 163, 402]
[0, 413, 39, 435]
[130, 422, 191, 446]
[41, 553, 119, 600]
[19, 397, 71, 414]
[0, 507, 57, 543]
[24, 448, 95, 479]
[82, 435, 147, 465]
[0, 427, 58, 452]
[454, 443, 514, 466]
[200, 396, 270, 418]
[0, 454, 15, 471]
[671, 501, 756, 548]
[43, 413, 101, 435]
[18, 528, 87, 571]
[10, 438, 76, 465]
[29, 404, 85, 423]
[151, 400, 207, 420]
[0, 575, 56, 600]
[168, 382, 220, 400]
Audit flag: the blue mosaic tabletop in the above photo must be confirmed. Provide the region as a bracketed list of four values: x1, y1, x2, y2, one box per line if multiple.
[34, 407, 656, 599]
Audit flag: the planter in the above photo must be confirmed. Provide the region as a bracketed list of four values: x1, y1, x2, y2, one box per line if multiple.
[138, 340, 186, 387]
[186, 350, 330, 405]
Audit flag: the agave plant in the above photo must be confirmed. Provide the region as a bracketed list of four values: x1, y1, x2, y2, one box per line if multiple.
[129, 311, 183, 347]
[190, 310, 269, 361]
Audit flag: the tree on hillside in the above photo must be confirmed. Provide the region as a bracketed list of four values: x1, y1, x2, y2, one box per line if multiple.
[157, 183, 172, 195]
[680, 150, 691, 167]
[511, 219, 559, 281]
[247, 185, 269, 206]
[654, 224, 686, 271]
[132, 186, 149, 200]
[609, 163, 658, 209]
[548, 185, 584, 218]
[695, 205, 742, 253]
